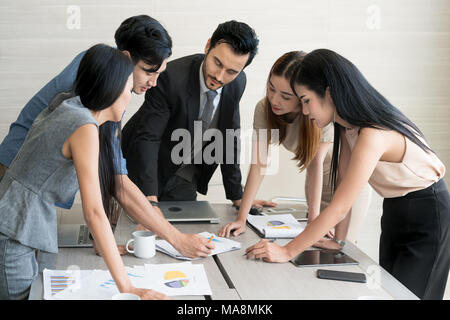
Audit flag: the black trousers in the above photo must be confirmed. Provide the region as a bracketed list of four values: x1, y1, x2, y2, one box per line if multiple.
[380, 179, 450, 300]
[159, 175, 198, 201]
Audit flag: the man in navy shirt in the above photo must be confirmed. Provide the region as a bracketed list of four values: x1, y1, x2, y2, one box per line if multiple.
[0, 15, 170, 192]
[0, 15, 215, 259]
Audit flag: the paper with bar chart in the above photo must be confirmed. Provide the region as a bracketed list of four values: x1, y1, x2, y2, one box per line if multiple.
[43, 269, 92, 300]
[43, 262, 211, 299]
[45, 267, 151, 300]
[247, 214, 306, 238]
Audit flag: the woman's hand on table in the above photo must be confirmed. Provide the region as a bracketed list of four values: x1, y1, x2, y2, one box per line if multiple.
[245, 239, 292, 263]
[219, 220, 246, 238]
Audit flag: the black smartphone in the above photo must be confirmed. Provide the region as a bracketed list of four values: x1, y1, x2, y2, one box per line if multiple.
[316, 269, 367, 283]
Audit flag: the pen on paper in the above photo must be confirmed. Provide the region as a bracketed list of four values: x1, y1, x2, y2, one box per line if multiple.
[208, 235, 214, 243]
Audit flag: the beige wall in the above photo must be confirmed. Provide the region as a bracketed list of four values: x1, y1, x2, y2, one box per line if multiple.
[0, 0, 449, 204]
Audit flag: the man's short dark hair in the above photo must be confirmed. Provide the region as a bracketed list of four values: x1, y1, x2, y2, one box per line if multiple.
[209, 20, 259, 68]
[114, 15, 172, 71]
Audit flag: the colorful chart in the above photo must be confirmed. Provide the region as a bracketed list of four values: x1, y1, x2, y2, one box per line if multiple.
[203, 235, 221, 243]
[49, 275, 76, 296]
[164, 270, 190, 289]
[267, 220, 284, 226]
[128, 272, 144, 278]
[100, 272, 143, 289]
[165, 279, 190, 288]
[164, 271, 187, 280]
[266, 220, 291, 229]
[99, 279, 116, 289]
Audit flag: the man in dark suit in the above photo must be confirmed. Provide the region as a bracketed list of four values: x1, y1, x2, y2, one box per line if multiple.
[122, 20, 275, 211]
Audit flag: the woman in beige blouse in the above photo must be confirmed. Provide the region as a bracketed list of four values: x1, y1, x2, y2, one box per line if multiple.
[219, 51, 351, 247]
[245, 49, 449, 300]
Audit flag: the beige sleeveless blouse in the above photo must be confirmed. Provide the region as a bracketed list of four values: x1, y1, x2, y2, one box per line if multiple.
[344, 127, 445, 198]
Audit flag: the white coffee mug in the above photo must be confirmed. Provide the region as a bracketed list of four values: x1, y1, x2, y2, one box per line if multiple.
[112, 293, 141, 300]
[126, 230, 155, 259]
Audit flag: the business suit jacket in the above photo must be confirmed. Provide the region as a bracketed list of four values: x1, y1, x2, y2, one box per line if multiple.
[122, 54, 245, 200]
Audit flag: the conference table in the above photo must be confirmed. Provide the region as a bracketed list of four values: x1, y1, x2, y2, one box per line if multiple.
[29, 203, 418, 300]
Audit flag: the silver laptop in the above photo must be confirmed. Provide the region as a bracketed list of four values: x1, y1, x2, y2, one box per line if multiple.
[158, 201, 220, 224]
[57, 203, 93, 248]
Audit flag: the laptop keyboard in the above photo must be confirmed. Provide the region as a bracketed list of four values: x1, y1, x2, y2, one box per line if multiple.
[78, 224, 90, 245]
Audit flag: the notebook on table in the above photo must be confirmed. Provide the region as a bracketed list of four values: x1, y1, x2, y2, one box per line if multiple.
[155, 232, 241, 260]
[246, 214, 306, 239]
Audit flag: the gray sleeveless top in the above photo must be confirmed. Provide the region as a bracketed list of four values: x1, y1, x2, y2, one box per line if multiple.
[0, 95, 98, 253]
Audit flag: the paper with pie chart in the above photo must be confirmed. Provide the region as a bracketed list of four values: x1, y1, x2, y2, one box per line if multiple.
[145, 262, 212, 296]
[247, 214, 305, 238]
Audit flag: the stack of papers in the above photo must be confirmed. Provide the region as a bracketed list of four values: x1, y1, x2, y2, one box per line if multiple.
[247, 214, 305, 238]
[156, 232, 241, 260]
[43, 262, 212, 300]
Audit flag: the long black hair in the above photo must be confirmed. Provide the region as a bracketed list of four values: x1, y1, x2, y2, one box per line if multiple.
[291, 48, 433, 191]
[74, 43, 133, 221]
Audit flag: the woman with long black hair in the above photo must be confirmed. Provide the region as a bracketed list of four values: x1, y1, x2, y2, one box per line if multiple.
[245, 48, 449, 300]
[219, 51, 372, 246]
[0, 44, 193, 300]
